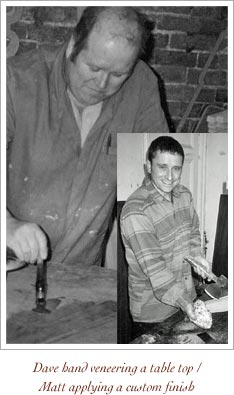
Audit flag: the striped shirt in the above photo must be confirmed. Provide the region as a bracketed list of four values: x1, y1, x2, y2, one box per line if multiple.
[120, 176, 202, 323]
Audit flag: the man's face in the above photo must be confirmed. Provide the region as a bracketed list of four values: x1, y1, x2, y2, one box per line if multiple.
[147, 151, 183, 195]
[66, 28, 139, 106]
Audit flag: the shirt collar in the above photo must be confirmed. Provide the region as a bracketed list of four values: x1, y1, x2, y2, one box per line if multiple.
[142, 175, 182, 202]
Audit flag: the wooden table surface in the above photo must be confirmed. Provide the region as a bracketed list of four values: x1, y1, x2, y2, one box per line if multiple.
[7, 263, 117, 344]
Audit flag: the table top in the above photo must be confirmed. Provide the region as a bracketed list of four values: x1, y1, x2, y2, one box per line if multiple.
[131, 309, 228, 345]
[7, 263, 117, 344]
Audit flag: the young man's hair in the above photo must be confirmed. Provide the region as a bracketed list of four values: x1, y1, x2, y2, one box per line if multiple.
[70, 6, 153, 62]
[147, 136, 185, 164]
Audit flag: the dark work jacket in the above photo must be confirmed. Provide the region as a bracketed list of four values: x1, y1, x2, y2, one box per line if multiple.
[7, 43, 169, 266]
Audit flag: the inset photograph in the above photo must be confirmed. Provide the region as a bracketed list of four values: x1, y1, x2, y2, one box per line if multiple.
[117, 133, 228, 345]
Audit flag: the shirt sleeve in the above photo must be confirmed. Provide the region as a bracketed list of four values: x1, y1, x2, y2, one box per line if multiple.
[120, 207, 193, 311]
[133, 67, 169, 134]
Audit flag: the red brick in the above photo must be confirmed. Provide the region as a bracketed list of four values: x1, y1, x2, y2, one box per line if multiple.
[21, 7, 36, 21]
[135, 6, 157, 13]
[197, 18, 227, 35]
[156, 14, 202, 33]
[165, 85, 215, 104]
[191, 7, 227, 19]
[62, 7, 79, 23]
[184, 86, 196, 102]
[181, 102, 203, 118]
[170, 33, 187, 50]
[170, 33, 226, 53]
[187, 69, 201, 85]
[164, 85, 184, 101]
[218, 55, 227, 69]
[151, 6, 193, 15]
[36, 7, 66, 23]
[198, 53, 227, 70]
[154, 33, 169, 48]
[215, 89, 228, 103]
[173, 118, 198, 133]
[167, 101, 182, 117]
[220, 38, 228, 52]
[153, 65, 186, 83]
[168, 101, 205, 124]
[22, 6, 77, 24]
[153, 49, 197, 67]
[204, 71, 227, 86]
[10, 22, 28, 40]
[220, 7, 228, 20]
[187, 69, 226, 87]
[198, 53, 217, 68]
[196, 88, 216, 103]
[26, 24, 72, 44]
[178, 119, 198, 133]
[156, 13, 227, 35]
[186, 34, 220, 52]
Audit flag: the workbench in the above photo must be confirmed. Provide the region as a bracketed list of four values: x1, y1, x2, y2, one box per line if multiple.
[7, 263, 117, 344]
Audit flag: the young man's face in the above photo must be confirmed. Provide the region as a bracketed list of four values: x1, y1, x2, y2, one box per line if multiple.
[66, 27, 138, 107]
[147, 151, 183, 195]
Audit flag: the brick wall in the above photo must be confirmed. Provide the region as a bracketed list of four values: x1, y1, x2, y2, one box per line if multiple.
[8, 6, 228, 132]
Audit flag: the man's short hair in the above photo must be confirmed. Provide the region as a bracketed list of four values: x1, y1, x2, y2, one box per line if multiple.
[147, 136, 185, 164]
[70, 6, 153, 62]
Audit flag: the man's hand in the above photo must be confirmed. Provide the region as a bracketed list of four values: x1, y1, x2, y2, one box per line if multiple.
[7, 212, 48, 264]
[192, 255, 214, 281]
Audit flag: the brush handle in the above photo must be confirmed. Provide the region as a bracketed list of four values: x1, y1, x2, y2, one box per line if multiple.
[183, 256, 218, 282]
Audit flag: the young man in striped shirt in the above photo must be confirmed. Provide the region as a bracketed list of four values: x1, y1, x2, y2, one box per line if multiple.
[120, 136, 212, 335]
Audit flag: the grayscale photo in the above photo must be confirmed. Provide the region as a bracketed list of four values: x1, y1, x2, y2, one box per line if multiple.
[117, 133, 228, 344]
[5, 5, 228, 345]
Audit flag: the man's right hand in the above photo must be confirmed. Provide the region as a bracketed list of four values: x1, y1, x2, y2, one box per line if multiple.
[7, 211, 48, 264]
